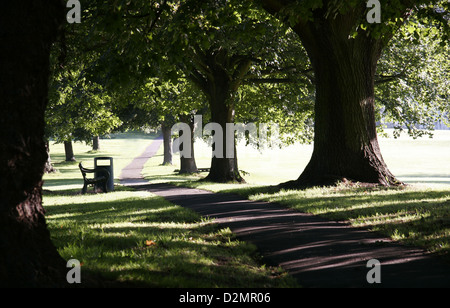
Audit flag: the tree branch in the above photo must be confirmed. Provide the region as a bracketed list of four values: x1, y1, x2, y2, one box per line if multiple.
[230, 59, 253, 92]
[188, 68, 209, 94]
[375, 73, 405, 85]
[244, 78, 296, 84]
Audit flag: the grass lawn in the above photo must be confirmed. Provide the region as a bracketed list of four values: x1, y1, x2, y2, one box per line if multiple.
[43, 188, 296, 287]
[44, 132, 159, 191]
[142, 129, 450, 188]
[142, 129, 450, 261]
[42, 130, 450, 286]
[42, 132, 297, 287]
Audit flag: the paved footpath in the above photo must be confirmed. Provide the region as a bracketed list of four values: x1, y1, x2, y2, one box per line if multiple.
[121, 138, 450, 288]
[119, 134, 163, 186]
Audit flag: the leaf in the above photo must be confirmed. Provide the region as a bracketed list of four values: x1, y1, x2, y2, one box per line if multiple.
[145, 240, 157, 247]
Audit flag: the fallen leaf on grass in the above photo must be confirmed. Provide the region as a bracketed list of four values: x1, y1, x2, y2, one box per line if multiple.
[145, 240, 156, 247]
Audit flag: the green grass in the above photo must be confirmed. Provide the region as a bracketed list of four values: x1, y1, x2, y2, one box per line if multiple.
[42, 132, 298, 287]
[142, 129, 450, 188]
[230, 184, 449, 258]
[43, 187, 297, 287]
[42, 130, 450, 286]
[141, 130, 450, 261]
[379, 130, 450, 187]
[44, 131, 159, 191]
[165, 180, 450, 260]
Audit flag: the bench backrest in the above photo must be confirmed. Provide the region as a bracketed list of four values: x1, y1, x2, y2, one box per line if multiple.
[79, 163, 95, 178]
[79, 162, 109, 180]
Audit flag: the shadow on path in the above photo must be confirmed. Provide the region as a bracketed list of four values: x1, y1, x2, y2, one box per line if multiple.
[118, 138, 450, 288]
[133, 183, 450, 288]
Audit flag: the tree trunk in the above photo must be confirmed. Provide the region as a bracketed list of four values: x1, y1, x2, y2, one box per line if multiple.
[0, 0, 67, 287]
[283, 7, 401, 188]
[64, 140, 76, 161]
[44, 140, 56, 173]
[179, 115, 198, 174]
[92, 136, 100, 151]
[204, 98, 244, 183]
[190, 51, 249, 183]
[161, 122, 173, 165]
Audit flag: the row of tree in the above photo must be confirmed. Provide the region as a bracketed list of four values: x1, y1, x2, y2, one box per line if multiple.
[48, 0, 449, 185]
[1, 0, 448, 286]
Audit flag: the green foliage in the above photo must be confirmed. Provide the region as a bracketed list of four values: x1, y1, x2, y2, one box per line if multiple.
[47, 67, 122, 143]
[236, 82, 315, 146]
[49, 0, 172, 139]
[376, 18, 450, 138]
[155, 0, 317, 149]
[258, 0, 449, 139]
[48, 0, 449, 147]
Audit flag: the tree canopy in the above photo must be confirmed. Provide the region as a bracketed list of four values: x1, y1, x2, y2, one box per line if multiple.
[48, 0, 449, 185]
[256, 0, 449, 187]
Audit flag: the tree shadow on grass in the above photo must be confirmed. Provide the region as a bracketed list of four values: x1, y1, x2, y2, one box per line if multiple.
[43, 178, 83, 188]
[218, 184, 450, 260]
[44, 188, 296, 288]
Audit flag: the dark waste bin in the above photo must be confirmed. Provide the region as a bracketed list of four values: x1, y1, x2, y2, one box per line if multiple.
[94, 157, 114, 192]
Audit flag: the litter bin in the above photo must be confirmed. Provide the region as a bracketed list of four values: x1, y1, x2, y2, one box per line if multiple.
[94, 157, 114, 192]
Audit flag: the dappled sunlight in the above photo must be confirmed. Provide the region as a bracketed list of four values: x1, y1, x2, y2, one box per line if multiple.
[40, 130, 450, 287]
[43, 186, 296, 287]
[137, 130, 450, 188]
[234, 185, 449, 257]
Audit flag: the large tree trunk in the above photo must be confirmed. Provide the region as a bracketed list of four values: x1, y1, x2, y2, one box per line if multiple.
[179, 115, 198, 174]
[282, 6, 401, 188]
[0, 0, 67, 287]
[190, 50, 250, 183]
[205, 97, 244, 183]
[161, 121, 173, 165]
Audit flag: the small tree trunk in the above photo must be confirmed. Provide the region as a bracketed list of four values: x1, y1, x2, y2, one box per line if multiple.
[92, 136, 100, 151]
[187, 48, 252, 183]
[64, 141, 76, 162]
[161, 122, 173, 165]
[44, 140, 56, 173]
[179, 115, 198, 174]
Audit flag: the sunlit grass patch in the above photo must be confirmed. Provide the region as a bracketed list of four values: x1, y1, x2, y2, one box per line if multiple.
[170, 178, 450, 260]
[206, 183, 449, 260]
[43, 188, 298, 287]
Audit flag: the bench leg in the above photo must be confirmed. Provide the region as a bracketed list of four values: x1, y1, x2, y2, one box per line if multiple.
[82, 183, 87, 194]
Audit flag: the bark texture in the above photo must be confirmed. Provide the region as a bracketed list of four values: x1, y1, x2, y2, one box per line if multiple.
[262, 1, 402, 188]
[44, 141, 56, 173]
[178, 115, 198, 174]
[189, 49, 251, 183]
[93, 136, 100, 151]
[161, 121, 173, 165]
[0, 0, 67, 287]
[64, 140, 76, 161]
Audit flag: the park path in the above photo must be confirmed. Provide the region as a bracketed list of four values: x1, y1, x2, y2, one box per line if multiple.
[119, 134, 163, 186]
[120, 138, 450, 288]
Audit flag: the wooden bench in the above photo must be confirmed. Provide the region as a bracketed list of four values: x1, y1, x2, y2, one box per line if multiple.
[79, 162, 110, 194]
